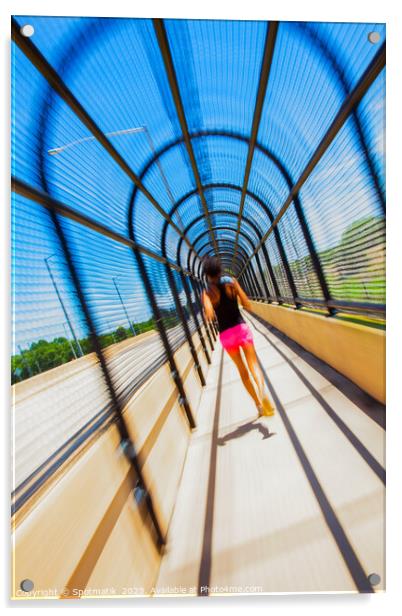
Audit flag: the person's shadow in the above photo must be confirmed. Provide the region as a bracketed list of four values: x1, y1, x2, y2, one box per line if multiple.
[217, 419, 276, 446]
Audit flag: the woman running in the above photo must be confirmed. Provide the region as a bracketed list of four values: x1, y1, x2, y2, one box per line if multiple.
[201, 257, 275, 417]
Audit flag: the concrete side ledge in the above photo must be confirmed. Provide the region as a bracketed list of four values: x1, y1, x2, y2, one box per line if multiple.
[250, 301, 385, 404]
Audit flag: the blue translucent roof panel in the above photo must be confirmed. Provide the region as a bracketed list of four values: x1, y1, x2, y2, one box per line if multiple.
[12, 15, 385, 288]
[165, 19, 268, 135]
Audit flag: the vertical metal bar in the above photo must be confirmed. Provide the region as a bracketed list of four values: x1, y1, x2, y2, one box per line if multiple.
[255, 251, 271, 301]
[191, 278, 215, 351]
[249, 258, 264, 299]
[248, 266, 260, 298]
[239, 273, 249, 296]
[273, 227, 301, 307]
[180, 271, 212, 364]
[244, 268, 256, 298]
[133, 249, 196, 429]
[153, 18, 219, 257]
[165, 264, 206, 387]
[193, 278, 217, 343]
[292, 198, 335, 315]
[231, 21, 279, 269]
[261, 242, 282, 302]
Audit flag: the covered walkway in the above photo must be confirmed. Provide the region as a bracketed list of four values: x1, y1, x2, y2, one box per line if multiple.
[11, 15, 385, 598]
[156, 314, 384, 595]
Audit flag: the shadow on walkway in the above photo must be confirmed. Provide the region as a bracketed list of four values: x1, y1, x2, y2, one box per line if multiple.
[217, 420, 276, 446]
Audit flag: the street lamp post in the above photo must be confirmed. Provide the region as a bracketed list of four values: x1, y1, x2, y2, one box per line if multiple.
[18, 344, 33, 378]
[48, 124, 186, 230]
[44, 254, 84, 357]
[112, 276, 136, 337]
[47, 124, 187, 338]
[62, 321, 78, 359]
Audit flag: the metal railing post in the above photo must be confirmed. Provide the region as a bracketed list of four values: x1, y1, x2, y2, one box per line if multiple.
[190, 278, 215, 351]
[248, 266, 260, 299]
[249, 259, 264, 299]
[261, 242, 282, 302]
[255, 251, 271, 301]
[273, 226, 301, 307]
[164, 264, 206, 387]
[292, 198, 335, 315]
[243, 268, 256, 298]
[193, 278, 218, 343]
[179, 271, 211, 365]
[133, 249, 196, 429]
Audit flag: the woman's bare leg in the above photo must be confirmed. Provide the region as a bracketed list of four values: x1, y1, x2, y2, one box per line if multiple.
[226, 348, 262, 408]
[242, 343, 275, 415]
[242, 343, 265, 399]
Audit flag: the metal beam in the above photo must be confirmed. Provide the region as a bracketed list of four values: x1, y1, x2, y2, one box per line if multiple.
[12, 177, 191, 274]
[231, 21, 279, 269]
[192, 226, 255, 255]
[11, 17, 198, 262]
[298, 23, 385, 214]
[202, 248, 246, 273]
[160, 214, 211, 372]
[130, 131, 330, 303]
[153, 18, 219, 257]
[194, 222, 299, 302]
[179, 210, 262, 246]
[173, 182, 298, 303]
[204, 250, 248, 274]
[198, 239, 250, 262]
[239, 41, 386, 275]
[179, 270, 212, 363]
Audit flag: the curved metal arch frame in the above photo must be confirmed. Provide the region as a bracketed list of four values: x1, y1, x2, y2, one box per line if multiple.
[137, 133, 322, 302]
[202, 248, 246, 275]
[201, 241, 250, 268]
[198, 239, 246, 262]
[165, 181, 279, 258]
[131, 131, 287, 274]
[180, 209, 263, 247]
[169, 182, 298, 299]
[192, 225, 255, 254]
[202, 248, 263, 298]
[193, 240, 255, 270]
[134, 130, 298, 220]
[30, 12, 378, 215]
[196, 229, 273, 300]
[196, 234, 265, 297]
[192, 212, 264, 278]
[27, 14, 382, 283]
[191, 226, 259, 261]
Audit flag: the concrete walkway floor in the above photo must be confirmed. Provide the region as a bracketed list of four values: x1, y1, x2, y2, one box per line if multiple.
[154, 312, 385, 596]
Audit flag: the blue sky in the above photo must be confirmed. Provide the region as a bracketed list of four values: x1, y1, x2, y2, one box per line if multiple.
[11, 17, 385, 350]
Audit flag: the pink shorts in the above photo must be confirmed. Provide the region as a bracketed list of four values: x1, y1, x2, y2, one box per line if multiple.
[219, 323, 254, 352]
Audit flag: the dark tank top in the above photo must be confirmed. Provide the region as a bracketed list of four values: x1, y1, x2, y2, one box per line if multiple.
[209, 277, 244, 333]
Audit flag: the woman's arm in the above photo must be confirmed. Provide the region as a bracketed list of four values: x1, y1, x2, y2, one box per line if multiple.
[232, 278, 252, 311]
[202, 290, 215, 322]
